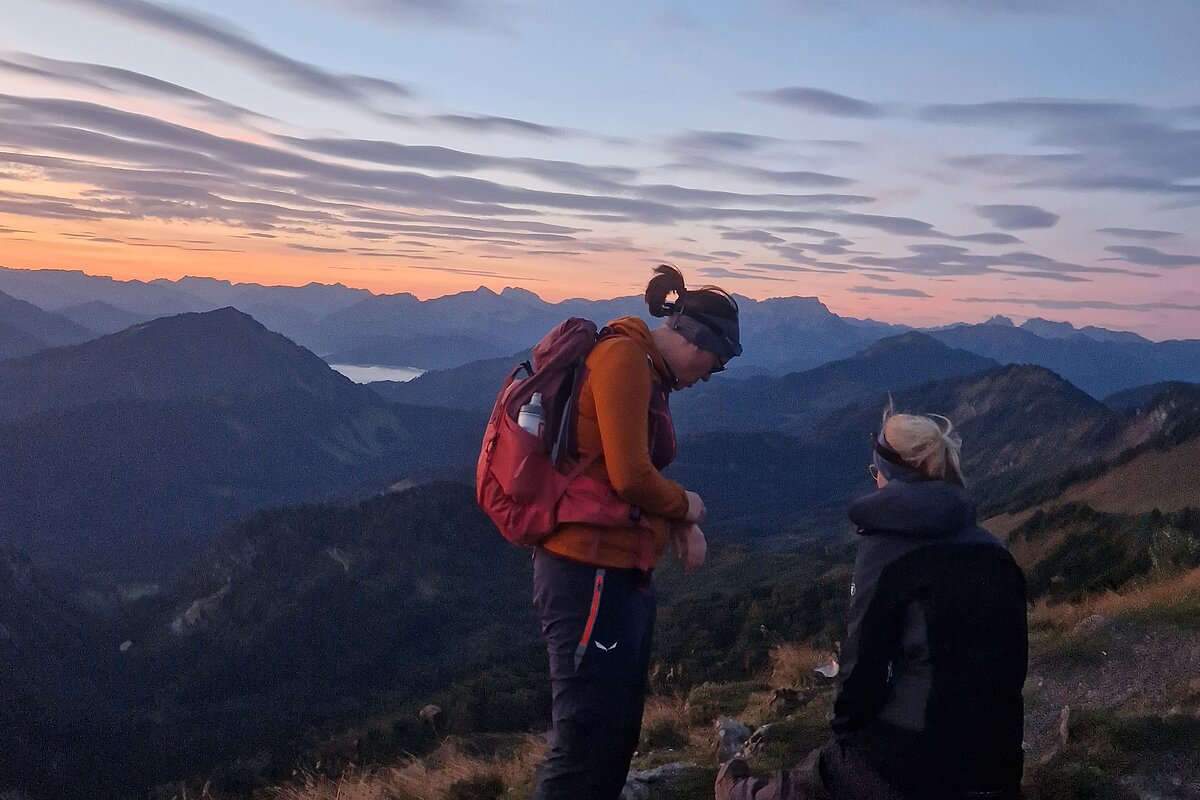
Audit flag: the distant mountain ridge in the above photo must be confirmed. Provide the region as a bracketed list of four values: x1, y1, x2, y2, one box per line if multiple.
[56, 300, 153, 335]
[927, 323, 1200, 398]
[670, 361, 1141, 545]
[0, 289, 96, 359]
[2, 265, 1196, 398]
[370, 348, 534, 410]
[1019, 316, 1149, 344]
[0, 307, 485, 580]
[0, 266, 915, 374]
[0, 307, 365, 419]
[671, 331, 998, 434]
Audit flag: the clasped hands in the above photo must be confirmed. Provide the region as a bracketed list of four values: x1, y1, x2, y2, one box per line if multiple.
[675, 490, 708, 573]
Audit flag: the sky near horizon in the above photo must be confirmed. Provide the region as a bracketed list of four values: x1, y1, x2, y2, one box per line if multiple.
[1, 0, 1198, 337]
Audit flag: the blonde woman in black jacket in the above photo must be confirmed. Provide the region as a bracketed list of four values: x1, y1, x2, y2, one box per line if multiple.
[717, 407, 1027, 800]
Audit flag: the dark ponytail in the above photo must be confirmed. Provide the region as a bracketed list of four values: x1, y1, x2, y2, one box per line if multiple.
[645, 264, 687, 318]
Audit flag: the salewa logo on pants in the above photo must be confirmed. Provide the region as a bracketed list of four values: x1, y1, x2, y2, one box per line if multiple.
[596, 641, 617, 651]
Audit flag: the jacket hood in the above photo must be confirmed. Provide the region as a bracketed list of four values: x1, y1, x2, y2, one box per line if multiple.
[848, 476, 977, 539]
[605, 316, 673, 385]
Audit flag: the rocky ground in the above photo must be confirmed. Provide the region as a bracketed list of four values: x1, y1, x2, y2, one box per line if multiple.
[614, 616, 1200, 800]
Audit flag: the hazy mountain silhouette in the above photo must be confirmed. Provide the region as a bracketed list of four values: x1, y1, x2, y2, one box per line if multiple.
[0, 266, 213, 317]
[0, 307, 367, 418]
[166, 277, 370, 352]
[0, 308, 484, 580]
[315, 286, 643, 364]
[370, 348, 533, 410]
[1019, 316, 1149, 344]
[371, 314, 917, 415]
[732, 295, 907, 373]
[0, 289, 96, 358]
[327, 332, 508, 370]
[671, 363, 1132, 545]
[0, 319, 47, 360]
[56, 300, 153, 335]
[671, 332, 998, 434]
[10, 266, 1200, 390]
[928, 323, 1200, 397]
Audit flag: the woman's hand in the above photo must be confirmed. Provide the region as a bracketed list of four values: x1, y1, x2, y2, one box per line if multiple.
[684, 491, 707, 524]
[672, 523, 707, 573]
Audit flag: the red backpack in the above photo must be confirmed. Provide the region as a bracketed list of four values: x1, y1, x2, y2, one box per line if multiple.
[476, 317, 652, 548]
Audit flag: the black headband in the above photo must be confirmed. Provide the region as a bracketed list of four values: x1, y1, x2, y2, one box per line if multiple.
[665, 297, 742, 360]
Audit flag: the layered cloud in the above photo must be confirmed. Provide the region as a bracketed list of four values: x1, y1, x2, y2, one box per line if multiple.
[1096, 227, 1180, 239]
[750, 85, 1199, 205]
[1103, 246, 1200, 267]
[974, 204, 1059, 230]
[1, 0, 1195, 337]
[956, 296, 1200, 313]
[298, 0, 511, 30]
[749, 87, 885, 119]
[850, 285, 932, 298]
[847, 244, 1154, 282]
[0, 53, 271, 123]
[46, 0, 412, 104]
[928, 99, 1200, 201]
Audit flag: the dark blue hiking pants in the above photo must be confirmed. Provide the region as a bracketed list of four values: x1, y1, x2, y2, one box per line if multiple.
[531, 549, 656, 800]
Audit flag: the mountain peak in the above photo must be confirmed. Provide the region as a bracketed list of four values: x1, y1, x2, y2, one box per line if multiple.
[1020, 317, 1077, 338]
[500, 286, 541, 302]
[124, 306, 262, 338]
[0, 307, 371, 419]
[858, 330, 943, 355]
[984, 314, 1016, 327]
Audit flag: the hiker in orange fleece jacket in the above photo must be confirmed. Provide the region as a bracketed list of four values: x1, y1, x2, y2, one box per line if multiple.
[532, 265, 742, 800]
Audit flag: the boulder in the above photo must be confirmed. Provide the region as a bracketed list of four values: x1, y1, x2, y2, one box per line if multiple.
[1072, 614, 1109, 637]
[715, 718, 752, 762]
[622, 761, 695, 800]
[420, 703, 445, 735]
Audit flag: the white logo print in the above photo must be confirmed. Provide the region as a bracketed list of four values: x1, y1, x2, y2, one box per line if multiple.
[850, 582, 856, 597]
[596, 641, 618, 651]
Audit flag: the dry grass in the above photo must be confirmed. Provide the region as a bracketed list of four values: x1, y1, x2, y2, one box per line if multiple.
[1005, 525, 1070, 573]
[982, 509, 1037, 542]
[766, 642, 829, 690]
[642, 695, 690, 732]
[1060, 438, 1200, 515]
[268, 770, 397, 800]
[1030, 566, 1200, 629]
[268, 735, 546, 800]
[640, 694, 712, 754]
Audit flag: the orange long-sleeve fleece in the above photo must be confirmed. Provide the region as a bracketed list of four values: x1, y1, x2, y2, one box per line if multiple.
[541, 317, 690, 569]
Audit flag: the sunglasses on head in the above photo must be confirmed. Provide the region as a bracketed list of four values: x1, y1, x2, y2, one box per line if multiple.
[870, 432, 905, 466]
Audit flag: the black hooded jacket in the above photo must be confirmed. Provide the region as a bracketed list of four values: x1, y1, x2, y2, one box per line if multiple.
[832, 475, 1028, 797]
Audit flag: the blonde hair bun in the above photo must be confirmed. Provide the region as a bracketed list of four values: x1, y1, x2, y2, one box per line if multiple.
[881, 403, 965, 486]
